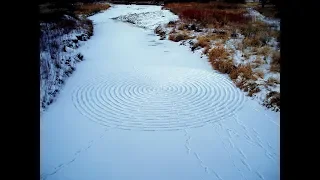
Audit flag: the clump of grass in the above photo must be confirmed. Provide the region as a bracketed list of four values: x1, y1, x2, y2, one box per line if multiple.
[193, 36, 211, 49]
[208, 46, 234, 74]
[178, 23, 186, 30]
[155, 25, 166, 36]
[80, 19, 93, 36]
[242, 50, 252, 59]
[270, 30, 280, 40]
[235, 41, 243, 51]
[250, 63, 260, 69]
[254, 70, 265, 79]
[229, 65, 253, 80]
[235, 79, 260, 96]
[270, 51, 280, 72]
[214, 41, 224, 47]
[240, 23, 261, 37]
[264, 91, 280, 109]
[257, 31, 272, 46]
[243, 36, 262, 48]
[270, 64, 280, 72]
[208, 46, 229, 62]
[248, 86, 261, 97]
[168, 32, 191, 42]
[271, 51, 280, 64]
[240, 21, 273, 49]
[257, 46, 271, 56]
[253, 56, 265, 65]
[212, 59, 235, 74]
[208, 46, 233, 74]
[267, 77, 280, 86]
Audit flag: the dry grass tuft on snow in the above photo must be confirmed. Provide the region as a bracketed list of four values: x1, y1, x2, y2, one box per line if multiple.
[257, 46, 271, 56]
[254, 69, 265, 79]
[212, 59, 235, 74]
[229, 65, 253, 80]
[208, 46, 229, 62]
[168, 32, 192, 42]
[264, 91, 280, 110]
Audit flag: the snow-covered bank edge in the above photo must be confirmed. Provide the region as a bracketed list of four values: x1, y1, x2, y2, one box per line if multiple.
[40, 3, 111, 113]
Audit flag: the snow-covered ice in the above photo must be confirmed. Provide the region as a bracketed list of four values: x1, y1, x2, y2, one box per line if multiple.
[40, 5, 280, 180]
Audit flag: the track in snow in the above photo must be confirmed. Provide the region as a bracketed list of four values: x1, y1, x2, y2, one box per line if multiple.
[72, 67, 246, 131]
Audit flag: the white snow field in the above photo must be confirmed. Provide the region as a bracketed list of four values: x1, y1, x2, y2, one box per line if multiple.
[40, 5, 280, 180]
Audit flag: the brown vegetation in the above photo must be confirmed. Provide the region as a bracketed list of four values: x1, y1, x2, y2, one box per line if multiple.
[74, 3, 111, 16]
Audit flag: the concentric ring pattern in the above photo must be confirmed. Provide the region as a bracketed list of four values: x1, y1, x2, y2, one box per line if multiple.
[72, 67, 246, 131]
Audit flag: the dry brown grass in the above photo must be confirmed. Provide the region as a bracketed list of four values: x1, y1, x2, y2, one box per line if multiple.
[247, 82, 260, 95]
[265, 91, 280, 108]
[270, 64, 280, 72]
[257, 46, 271, 56]
[235, 79, 260, 96]
[271, 51, 280, 64]
[239, 21, 267, 37]
[195, 36, 211, 48]
[267, 77, 280, 85]
[208, 46, 229, 62]
[253, 56, 264, 64]
[270, 30, 280, 40]
[257, 31, 272, 46]
[178, 24, 185, 30]
[240, 21, 274, 49]
[254, 70, 265, 79]
[235, 41, 243, 51]
[243, 36, 263, 48]
[212, 59, 235, 74]
[81, 19, 93, 36]
[214, 41, 224, 47]
[270, 51, 280, 72]
[164, 2, 249, 28]
[250, 63, 260, 69]
[165, 2, 242, 11]
[208, 46, 234, 74]
[229, 65, 253, 80]
[252, 46, 259, 53]
[169, 28, 177, 34]
[242, 2, 259, 8]
[168, 32, 191, 42]
[248, 86, 261, 97]
[74, 3, 110, 16]
[242, 50, 252, 60]
[155, 25, 165, 35]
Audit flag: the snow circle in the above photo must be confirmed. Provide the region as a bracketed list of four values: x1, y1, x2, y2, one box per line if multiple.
[72, 67, 246, 131]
